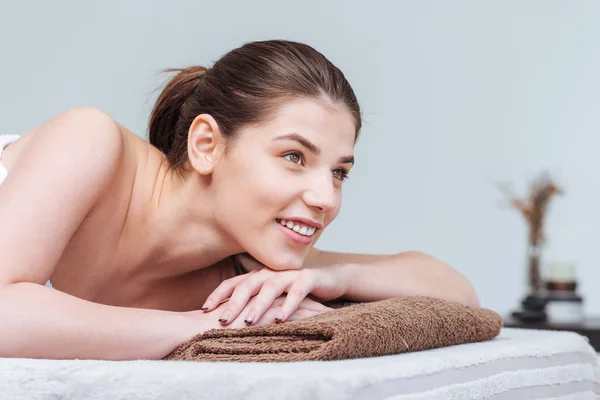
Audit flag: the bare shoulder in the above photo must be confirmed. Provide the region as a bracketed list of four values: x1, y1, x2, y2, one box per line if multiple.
[38, 106, 125, 163]
[0, 107, 130, 286]
[3, 106, 125, 176]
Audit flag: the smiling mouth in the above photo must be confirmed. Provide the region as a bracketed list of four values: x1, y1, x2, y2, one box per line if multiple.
[275, 218, 317, 237]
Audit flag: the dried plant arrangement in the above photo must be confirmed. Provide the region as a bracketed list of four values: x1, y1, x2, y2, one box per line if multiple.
[498, 172, 563, 294]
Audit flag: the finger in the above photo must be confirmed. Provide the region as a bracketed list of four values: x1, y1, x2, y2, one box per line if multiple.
[248, 298, 325, 326]
[213, 295, 261, 329]
[201, 273, 252, 311]
[220, 269, 277, 325]
[286, 308, 321, 321]
[217, 282, 261, 325]
[275, 281, 313, 322]
[238, 295, 283, 326]
[299, 297, 334, 313]
[244, 276, 293, 325]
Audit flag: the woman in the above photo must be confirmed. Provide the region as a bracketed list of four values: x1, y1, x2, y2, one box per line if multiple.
[0, 40, 479, 361]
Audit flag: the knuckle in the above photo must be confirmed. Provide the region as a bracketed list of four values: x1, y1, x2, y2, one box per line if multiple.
[211, 281, 227, 290]
[288, 287, 308, 297]
[221, 278, 237, 287]
[215, 282, 234, 293]
[226, 300, 244, 309]
[261, 280, 281, 292]
[212, 288, 228, 297]
[235, 281, 253, 292]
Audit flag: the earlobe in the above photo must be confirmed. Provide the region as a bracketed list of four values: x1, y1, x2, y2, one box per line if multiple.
[187, 114, 220, 175]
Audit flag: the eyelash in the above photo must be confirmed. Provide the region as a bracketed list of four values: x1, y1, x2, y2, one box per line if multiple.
[283, 151, 350, 182]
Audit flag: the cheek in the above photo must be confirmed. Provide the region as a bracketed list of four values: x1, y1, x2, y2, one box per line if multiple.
[325, 195, 343, 225]
[245, 166, 293, 210]
[217, 159, 294, 220]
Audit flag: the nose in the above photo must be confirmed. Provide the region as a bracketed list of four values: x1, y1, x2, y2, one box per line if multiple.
[301, 172, 337, 213]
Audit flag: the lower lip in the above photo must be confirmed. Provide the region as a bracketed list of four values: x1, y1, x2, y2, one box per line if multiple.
[276, 221, 314, 246]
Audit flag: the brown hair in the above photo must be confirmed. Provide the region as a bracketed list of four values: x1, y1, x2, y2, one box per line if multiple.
[148, 40, 362, 173]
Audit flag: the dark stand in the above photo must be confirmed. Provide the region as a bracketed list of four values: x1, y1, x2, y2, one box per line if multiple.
[511, 294, 548, 323]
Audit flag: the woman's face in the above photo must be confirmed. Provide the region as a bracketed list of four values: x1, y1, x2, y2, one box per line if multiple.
[211, 97, 357, 270]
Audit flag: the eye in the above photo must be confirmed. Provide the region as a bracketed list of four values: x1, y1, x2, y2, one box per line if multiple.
[283, 152, 304, 165]
[332, 168, 350, 182]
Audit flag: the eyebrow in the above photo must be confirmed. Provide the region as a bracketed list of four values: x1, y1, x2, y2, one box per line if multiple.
[274, 133, 355, 165]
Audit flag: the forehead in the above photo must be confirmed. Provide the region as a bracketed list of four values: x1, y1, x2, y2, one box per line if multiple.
[247, 98, 356, 153]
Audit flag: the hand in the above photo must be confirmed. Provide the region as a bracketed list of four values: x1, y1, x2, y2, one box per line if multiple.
[201, 265, 348, 326]
[186, 295, 333, 330]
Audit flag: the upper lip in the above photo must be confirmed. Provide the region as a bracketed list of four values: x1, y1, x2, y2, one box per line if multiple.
[279, 217, 323, 230]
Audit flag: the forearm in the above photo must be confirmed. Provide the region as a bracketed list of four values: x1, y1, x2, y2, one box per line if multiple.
[0, 282, 205, 360]
[339, 252, 480, 307]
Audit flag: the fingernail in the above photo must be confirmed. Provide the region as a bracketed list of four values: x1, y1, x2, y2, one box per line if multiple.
[244, 319, 253, 325]
[275, 313, 284, 321]
[200, 307, 208, 311]
[219, 311, 232, 323]
[202, 301, 213, 310]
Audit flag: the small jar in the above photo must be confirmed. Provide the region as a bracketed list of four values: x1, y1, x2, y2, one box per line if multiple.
[544, 262, 583, 324]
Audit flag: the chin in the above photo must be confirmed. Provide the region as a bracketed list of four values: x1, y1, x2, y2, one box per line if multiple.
[252, 251, 306, 271]
[235, 248, 306, 272]
[269, 258, 304, 271]
[237, 219, 318, 271]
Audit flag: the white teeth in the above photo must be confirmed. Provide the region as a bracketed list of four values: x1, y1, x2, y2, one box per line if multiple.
[277, 219, 317, 237]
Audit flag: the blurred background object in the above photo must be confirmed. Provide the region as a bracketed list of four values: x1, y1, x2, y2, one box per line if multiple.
[499, 173, 562, 322]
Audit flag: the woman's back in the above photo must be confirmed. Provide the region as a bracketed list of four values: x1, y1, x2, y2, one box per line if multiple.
[0, 107, 232, 312]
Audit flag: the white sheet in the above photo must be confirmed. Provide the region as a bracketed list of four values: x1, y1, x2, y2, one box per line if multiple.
[0, 328, 598, 400]
[0, 134, 20, 186]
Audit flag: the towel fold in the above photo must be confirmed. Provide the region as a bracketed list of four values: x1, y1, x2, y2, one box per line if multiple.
[163, 296, 502, 362]
[163, 296, 503, 362]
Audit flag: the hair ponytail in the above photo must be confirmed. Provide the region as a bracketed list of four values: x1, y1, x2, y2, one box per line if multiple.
[147, 40, 361, 174]
[148, 66, 208, 157]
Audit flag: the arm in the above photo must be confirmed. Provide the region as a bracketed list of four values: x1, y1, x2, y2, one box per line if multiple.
[0, 107, 206, 360]
[304, 249, 480, 308]
[0, 283, 206, 360]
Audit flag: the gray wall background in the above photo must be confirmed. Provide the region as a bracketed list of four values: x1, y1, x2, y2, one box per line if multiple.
[1, 0, 599, 316]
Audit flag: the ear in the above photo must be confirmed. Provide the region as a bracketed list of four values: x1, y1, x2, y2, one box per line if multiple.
[187, 114, 224, 175]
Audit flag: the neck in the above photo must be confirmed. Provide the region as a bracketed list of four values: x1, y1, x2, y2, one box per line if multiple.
[135, 158, 242, 280]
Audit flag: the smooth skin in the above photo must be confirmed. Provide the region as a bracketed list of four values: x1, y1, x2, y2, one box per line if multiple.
[0, 106, 329, 360]
[0, 99, 479, 360]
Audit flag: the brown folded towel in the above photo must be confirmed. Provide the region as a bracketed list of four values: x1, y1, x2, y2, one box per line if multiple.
[163, 296, 503, 362]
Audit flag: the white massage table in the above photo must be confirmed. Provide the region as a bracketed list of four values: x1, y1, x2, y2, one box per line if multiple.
[0, 328, 598, 400]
